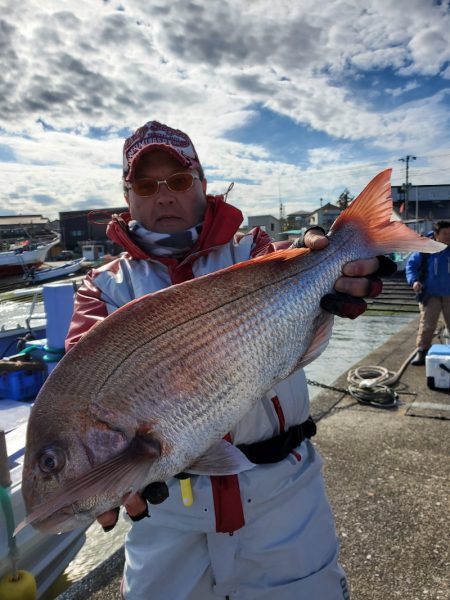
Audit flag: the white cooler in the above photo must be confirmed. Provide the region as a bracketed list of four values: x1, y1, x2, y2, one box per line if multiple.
[426, 344, 450, 390]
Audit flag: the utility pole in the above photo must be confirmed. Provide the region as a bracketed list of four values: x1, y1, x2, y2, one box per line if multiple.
[399, 155, 416, 220]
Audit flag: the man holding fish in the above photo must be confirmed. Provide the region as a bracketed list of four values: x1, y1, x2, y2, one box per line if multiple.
[68, 121, 391, 599]
[21, 121, 443, 599]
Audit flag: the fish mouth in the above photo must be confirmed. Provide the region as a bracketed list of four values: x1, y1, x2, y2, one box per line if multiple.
[27, 504, 78, 533]
[28, 503, 96, 534]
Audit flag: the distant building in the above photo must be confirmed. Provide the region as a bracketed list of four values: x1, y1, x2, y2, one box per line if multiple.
[392, 184, 450, 222]
[59, 207, 127, 254]
[307, 203, 341, 229]
[0, 214, 60, 255]
[0, 214, 56, 242]
[247, 214, 280, 237]
[286, 210, 311, 231]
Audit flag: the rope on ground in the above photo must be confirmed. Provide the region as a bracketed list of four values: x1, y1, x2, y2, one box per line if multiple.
[308, 348, 419, 410]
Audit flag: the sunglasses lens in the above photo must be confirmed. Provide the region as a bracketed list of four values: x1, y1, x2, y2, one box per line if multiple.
[167, 173, 194, 192]
[133, 179, 158, 196]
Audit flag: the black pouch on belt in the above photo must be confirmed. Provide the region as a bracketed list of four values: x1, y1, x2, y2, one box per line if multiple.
[237, 417, 317, 465]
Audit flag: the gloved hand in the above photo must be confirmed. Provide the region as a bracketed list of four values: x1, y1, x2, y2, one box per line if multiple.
[299, 227, 397, 319]
[98, 481, 169, 531]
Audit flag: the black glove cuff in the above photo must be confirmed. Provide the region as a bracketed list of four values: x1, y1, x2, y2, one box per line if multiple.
[321, 293, 367, 320]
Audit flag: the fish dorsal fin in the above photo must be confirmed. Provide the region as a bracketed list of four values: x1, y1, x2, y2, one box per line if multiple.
[329, 169, 445, 255]
[186, 440, 255, 475]
[295, 311, 334, 370]
[221, 246, 310, 273]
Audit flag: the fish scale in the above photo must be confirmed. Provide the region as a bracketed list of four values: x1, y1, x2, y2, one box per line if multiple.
[19, 169, 445, 533]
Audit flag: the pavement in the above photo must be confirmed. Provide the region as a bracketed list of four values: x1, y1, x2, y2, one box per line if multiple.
[57, 317, 449, 600]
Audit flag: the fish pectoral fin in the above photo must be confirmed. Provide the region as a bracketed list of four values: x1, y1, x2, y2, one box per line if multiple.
[295, 311, 334, 369]
[186, 440, 255, 476]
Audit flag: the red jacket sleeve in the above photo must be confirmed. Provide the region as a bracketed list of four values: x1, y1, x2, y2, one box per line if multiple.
[65, 271, 109, 352]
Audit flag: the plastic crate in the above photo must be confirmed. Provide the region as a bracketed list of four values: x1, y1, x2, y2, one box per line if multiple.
[0, 368, 45, 401]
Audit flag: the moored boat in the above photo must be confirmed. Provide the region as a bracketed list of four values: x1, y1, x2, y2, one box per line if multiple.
[23, 258, 86, 283]
[0, 236, 61, 277]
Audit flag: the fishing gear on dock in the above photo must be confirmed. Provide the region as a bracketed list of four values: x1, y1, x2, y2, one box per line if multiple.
[308, 348, 419, 409]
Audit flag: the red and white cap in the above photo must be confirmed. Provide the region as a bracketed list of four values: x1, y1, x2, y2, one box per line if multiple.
[123, 121, 202, 182]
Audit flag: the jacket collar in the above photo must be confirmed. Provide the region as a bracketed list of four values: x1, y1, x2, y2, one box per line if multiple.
[106, 195, 244, 261]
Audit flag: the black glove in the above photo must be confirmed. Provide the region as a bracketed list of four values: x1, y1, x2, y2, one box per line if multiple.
[321, 255, 397, 319]
[102, 481, 170, 530]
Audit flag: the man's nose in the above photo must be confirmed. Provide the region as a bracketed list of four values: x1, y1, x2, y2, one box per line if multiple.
[156, 182, 175, 203]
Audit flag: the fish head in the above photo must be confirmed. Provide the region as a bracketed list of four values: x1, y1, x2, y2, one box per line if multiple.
[20, 398, 145, 533]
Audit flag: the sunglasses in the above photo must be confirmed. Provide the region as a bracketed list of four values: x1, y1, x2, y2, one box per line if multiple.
[127, 173, 200, 197]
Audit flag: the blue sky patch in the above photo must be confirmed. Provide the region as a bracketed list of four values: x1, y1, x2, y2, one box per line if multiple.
[0, 144, 17, 162]
[225, 106, 341, 167]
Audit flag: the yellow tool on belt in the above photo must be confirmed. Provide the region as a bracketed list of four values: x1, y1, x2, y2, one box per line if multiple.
[179, 477, 194, 507]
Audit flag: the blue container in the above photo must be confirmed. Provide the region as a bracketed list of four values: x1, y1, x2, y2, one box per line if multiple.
[0, 368, 45, 401]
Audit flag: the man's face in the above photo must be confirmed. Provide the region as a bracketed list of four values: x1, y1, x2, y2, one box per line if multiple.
[126, 150, 207, 233]
[436, 227, 450, 246]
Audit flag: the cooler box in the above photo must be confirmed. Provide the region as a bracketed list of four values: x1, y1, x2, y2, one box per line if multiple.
[426, 344, 450, 390]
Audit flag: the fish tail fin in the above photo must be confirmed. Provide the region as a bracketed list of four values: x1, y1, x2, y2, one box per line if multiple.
[330, 169, 444, 255]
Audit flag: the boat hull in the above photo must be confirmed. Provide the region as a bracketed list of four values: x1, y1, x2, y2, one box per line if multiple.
[0, 236, 60, 277]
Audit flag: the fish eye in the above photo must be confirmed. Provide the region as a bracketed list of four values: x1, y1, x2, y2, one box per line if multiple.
[38, 447, 65, 474]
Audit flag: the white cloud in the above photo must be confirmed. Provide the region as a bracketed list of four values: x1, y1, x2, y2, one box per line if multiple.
[0, 0, 449, 222]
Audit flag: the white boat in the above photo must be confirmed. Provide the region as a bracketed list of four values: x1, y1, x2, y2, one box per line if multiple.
[0, 236, 60, 277]
[24, 258, 86, 283]
[0, 283, 88, 598]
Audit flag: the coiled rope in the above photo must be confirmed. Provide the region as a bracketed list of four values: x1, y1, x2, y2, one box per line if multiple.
[307, 348, 418, 409]
[346, 348, 418, 408]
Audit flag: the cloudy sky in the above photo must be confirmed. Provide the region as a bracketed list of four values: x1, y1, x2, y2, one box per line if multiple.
[1, 0, 450, 224]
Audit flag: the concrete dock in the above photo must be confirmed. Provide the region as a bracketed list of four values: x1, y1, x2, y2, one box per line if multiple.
[58, 318, 449, 600]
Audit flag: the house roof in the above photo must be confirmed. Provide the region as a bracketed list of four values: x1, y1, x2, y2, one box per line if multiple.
[287, 209, 311, 217]
[308, 203, 340, 216]
[247, 214, 279, 220]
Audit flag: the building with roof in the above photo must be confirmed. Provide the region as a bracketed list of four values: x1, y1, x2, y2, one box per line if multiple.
[306, 203, 341, 230]
[286, 210, 311, 231]
[391, 184, 450, 222]
[59, 207, 127, 254]
[0, 214, 58, 251]
[247, 214, 281, 238]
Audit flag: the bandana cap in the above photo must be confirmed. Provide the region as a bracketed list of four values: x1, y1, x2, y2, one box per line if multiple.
[123, 121, 202, 182]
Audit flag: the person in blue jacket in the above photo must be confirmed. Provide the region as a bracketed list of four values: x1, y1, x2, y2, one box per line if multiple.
[405, 220, 450, 365]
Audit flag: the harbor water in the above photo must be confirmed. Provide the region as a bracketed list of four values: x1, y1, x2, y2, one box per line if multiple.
[0, 298, 414, 598]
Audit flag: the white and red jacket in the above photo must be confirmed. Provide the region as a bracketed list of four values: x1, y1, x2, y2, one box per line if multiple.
[66, 194, 310, 532]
